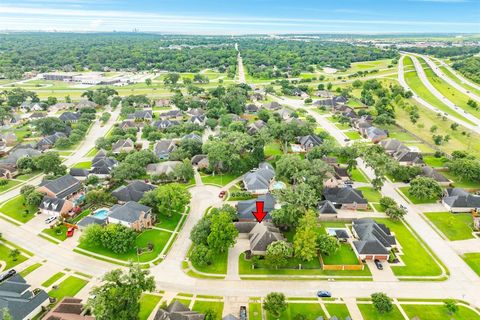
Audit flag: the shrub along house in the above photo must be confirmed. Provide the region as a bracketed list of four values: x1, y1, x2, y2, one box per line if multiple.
[107, 201, 154, 231]
[351, 218, 397, 261]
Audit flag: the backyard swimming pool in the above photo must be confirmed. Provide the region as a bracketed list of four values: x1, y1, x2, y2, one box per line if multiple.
[92, 208, 110, 220]
[272, 181, 286, 190]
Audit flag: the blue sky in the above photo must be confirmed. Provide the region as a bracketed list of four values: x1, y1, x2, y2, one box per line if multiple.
[0, 0, 478, 34]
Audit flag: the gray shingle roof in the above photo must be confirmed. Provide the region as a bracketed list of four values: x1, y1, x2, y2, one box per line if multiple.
[352, 218, 396, 255]
[153, 120, 180, 129]
[40, 175, 81, 199]
[443, 188, 480, 208]
[154, 139, 176, 157]
[318, 200, 338, 214]
[248, 222, 285, 253]
[154, 301, 205, 320]
[243, 162, 275, 192]
[108, 201, 152, 223]
[323, 187, 367, 205]
[236, 194, 276, 220]
[38, 196, 66, 212]
[112, 181, 156, 202]
[59, 112, 80, 122]
[421, 166, 449, 183]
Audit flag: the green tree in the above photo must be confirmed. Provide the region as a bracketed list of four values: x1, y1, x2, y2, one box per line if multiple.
[190, 244, 212, 268]
[263, 292, 287, 318]
[34, 152, 66, 175]
[25, 190, 43, 207]
[271, 204, 303, 229]
[385, 206, 407, 221]
[371, 292, 393, 314]
[444, 301, 459, 315]
[87, 264, 155, 320]
[408, 176, 443, 200]
[145, 78, 152, 86]
[173, 159, 194, 182]
[164, 73, 180, 85]
[293, 211, 319, 262]
[33, 117, 67, 135]
[1, 308, 13, 320]
[207, 211, 238, 253]
[85, 190, 116, 207]
[140, 183, 190, 217]
[9, 249, 20, 261]
[265, 240, 293, 269]
[317, 234, 340, 257]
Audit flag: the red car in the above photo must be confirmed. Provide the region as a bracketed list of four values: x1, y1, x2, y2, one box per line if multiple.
[219, 191, 226, 198]
[66, 227, 75, 237]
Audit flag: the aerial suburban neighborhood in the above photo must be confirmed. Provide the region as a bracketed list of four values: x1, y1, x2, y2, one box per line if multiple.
[0, 1, 479, 320]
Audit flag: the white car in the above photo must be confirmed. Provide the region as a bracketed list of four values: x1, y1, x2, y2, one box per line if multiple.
[45, 216, 56, 224]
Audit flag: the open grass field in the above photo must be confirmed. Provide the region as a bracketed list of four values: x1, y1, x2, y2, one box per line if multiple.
[423, 155, 446, 167]
[441, 171, 480, 190]
[78, 229, 171, 262]
[378, 218, 443, 277]
[358, 303, 405, 320]
[401, 303, 480, 320]
[48, 276, 88, 301]
[398, 186, 439, 204]
[266, 302, 326, 320]
[0, 195, 38, 223]
[0, 242, 28, 269]
[138, 294, 162, 320]
[192, 301, 224, 320]
[461, 252, 480, 277]
[201, 173, 240, 186]
[438, 66, 480, 96]
[424, 212, 474, 241]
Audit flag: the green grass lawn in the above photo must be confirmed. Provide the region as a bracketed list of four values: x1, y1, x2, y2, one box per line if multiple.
[41, 272, 66, 287]
[48, 276, 88, 301]
[264, 142, 284, 157]
[155, 212, 183, 231]
[42, 225, 69, 241]
[423, 156, 446, 168]
[357, 187, 382, 203]
[358, 303, 405, 320]
[19, 263, 42, 277]
[78, 229, 171, 262]
[227, 184, 256, 201]
[267, 303, 326, 320]
[0, 242, 28, 269]
[462, 253, 480, 277]
[439, 66, 480, 96]
[345, 131, 362, 140]
[69, 209, 91, 224]
[378, 219, 442, 277]
[193, 251, 228, 274]
[321, 243, 360, 265]
[249, 302, 262, 320]
[351, 168, 369, 183]
[0, 195, 38, 223]
[0, 180, 21, 194]
[138, 294, 162, 320]
[201, 173, 239, 187]
[15, 170, 42, 181]
[398, 186, 439, 204]
[441, 171, 480, 190]
[192, 301, 224, 320]
[424, 212, 474, 241]
[325, 303, 351, 319]
[401, 303, 480, 320]
[72, 161, 92, 169]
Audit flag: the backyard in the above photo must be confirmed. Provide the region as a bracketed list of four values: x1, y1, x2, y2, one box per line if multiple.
[424, 212, 474, 241]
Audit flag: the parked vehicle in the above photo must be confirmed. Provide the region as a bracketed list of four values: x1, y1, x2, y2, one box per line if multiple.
[66, 227, 75, 237]
[374, 259, 383, 270]
[344, 138, 350, 142]
[219, 191, 226, 198]
[317, 290, 332, 298]
[0, 269, 16, 283]
[240, 306, 247, 320]
[45, 216, 56, 224]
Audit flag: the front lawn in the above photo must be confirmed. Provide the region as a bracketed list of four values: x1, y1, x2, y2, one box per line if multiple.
[155, 212, 183, 231]
[401, 304, 480, 320]
[266, 303, 326, 320]
[42, 225, 69, 241]
[200, 172, 239, 187]
[462, 253, 480, 277]
[398, 186, 439, 204]
[48, 276, 88, 301]
[72, 161, 92, 169]
[78, 229, 171, 262]
[192, 301, 224, 319]
[378, 219, 442, 277]
[42, 272, 65, 287]
[351, 168, 369, 183]
[322, 243, 360, 265]
[357, 187, 382, 203]
[0, 180, 21, 194]
[358, 303, 404, 320]
[0, 242, 28, 269]
[0, 195, 38, 223]
[424, 212, 474, 241]
[249, 302, 262, 320]
[192, 251, 228, 274]
[345, 131, 362, 140]
[325, 303, 351, 319]
[138, 294, 162, 320]
[15, 170, 42, 181]
[19, 263, 42, 277]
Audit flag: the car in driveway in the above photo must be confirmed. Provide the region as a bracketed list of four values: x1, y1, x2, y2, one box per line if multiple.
[317, 290, 332, 298]
[45, 216, 56, 224]
[374, 259, 383, 270]
[240, 306, 247, 320]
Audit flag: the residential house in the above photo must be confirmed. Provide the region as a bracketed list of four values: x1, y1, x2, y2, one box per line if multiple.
[39, 196, 74, 217]
[42, 297, 95, 320]
[191, 155, 209, 169]
[20, 101, 43, 112]
[242, 162, 275, 194]
[75, 100, 97, 110]
[442, 188, 480, 213]
[351, 218, 397, 261]
[154, 301, 204, 320]
[315, 90, 334, 98]
[37, 175, 82, 200]
[30, 112, 45, 120]
[154, 139, 177, 160]
[51, 102, 74, 111]
[146, 161, 182, 176]
[152, 120, 180, 130]
[0, 273, 50, 320]
[380, 139, 408, 155]
[275, 108, 292, 120]
[69, 168, 90, 180]
[296, 134, 323, 152]
[36, 132, 67, 151]
[236, 194, 276, 221]
[323, 186, 368, 210]
[361, 126, 387, 143]
[234, 222, 287, 256]
[421, 166, 451, 186]
[155, 99, 170, 107]
[393, 149, 424, 166]
[158, 110, 183, 120]
[0, 167, 13, 179]
[126, 110, 153, 122]
[247, 120, 266, 135]
[59, 112, 81, 123]
[189, 115, 207, 126]
[263, 101, 281, 111]
[318, 200, 338, 215]
[112, 180, 156, 203]
[119, 120, 139, 130]
[108, 201, 154, 231]
[90, 151, 118, 177]
[187, 108, 205, 117]
[245, 104, 259, 113]
[182, 133, 202, 142]
[0, 147, 40, 175]
[111, 138, 135, 154]
[0, 133, 18, 147]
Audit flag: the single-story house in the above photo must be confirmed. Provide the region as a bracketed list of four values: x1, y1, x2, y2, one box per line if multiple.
[59, 111, 81, 123]
[119, 120, 140, 130]
[189, 115, 207, 126]
[152, 120, 180, 130]
[182, 133, 202, 142]
[247, 120, 266, 135]
[275, 108, 292, 120]
[146, 161, 182, 176]
[108, 201, 154, 231]
[155, 99, 170, 107]
[158, 110, 183, 120]
[318, 200, 338, 215]
[0, 273, 50, 320]
[69, 168, 90, 180]
[245, 104, 259, 113]
[351, 218, 397, 261]
[112, 180, 156, 203]
[75, 100, 97, 110]
[90, 152, 118, 177]
[187, 108, 205, 117]
[442, 188, 480, 213]
[380, 139, 408, 155]
[30, 112, 46, 120]
[36, 132, 67, 151]
[323, 186, 368, 210]
[126, 110, 153, 122]
[0, 132, 18, 146]
[154, 139, 177, 160]
[393, 150, 424, 166]
[20, 101, 43, 112]
[191, 155, 209, 169]
[77, 215, 107, 229]
[236, 193, 277, 221]
[421, 166, 451, 186]
[111, 138, 135, 154]
[296, 134, 323, 152]
[234, 222, 287, 256]
[242, 162, 275, 195]
[361, 126, 387, 143]
[38, 195, 74, 217]
[263, 101, 281, 111]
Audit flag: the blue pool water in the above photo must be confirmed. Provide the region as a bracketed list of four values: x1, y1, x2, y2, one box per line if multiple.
[272, 181, 286, 190]
[92, 208, 110, 220]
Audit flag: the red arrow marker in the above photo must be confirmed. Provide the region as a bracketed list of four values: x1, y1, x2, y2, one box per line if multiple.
[252, 201, 268, 223]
